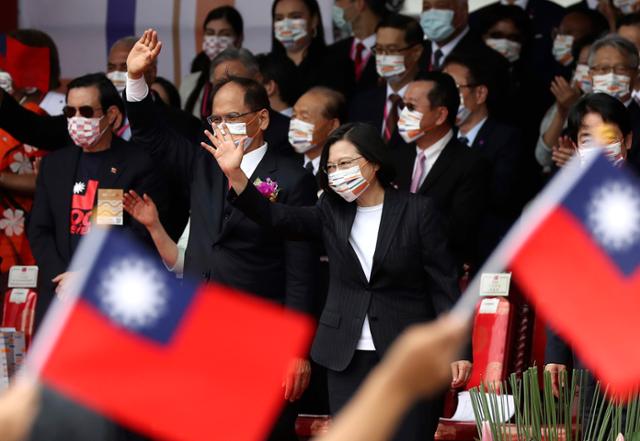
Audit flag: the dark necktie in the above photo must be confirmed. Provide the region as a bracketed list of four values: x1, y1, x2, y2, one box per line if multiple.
[384, 94, 403, 141]
[304, 161, 314, 174]
[459, 136, 470, 147]
[354, 42, 366, 81]
[433, 48, 444, 70]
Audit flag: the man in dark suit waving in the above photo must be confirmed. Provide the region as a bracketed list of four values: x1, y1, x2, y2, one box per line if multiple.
[125, 30, 317, 441]
[392, 72, 489, 271]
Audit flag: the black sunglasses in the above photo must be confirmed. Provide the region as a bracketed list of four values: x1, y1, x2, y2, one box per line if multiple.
[62, 105, 103, 119]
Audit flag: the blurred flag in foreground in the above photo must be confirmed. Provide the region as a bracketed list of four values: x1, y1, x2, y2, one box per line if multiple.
[25, 228, 314, 441]
[0, 34, 50, 94]
[455, 153, 640, 398]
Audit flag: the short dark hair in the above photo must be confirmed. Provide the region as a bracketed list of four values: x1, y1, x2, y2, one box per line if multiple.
[414, 71, 460, 127]
[256, 52, 300, 107]
[618, 11, 640, 28]
[376, 13, 424, 47]
[365, 0, 391, 18]
[566, 93, 632, 143]
[152, 77, 182, 110]
[210, 75, 270, 112]
[307, 86, 347, 123]
[442, 54, 498, 114]
[9, 29, 61, 90]
[563, 5, 609, 43]
[475, 4, 532, 46]
[66, 73, 125, 124]
[319, 123, 396, 197]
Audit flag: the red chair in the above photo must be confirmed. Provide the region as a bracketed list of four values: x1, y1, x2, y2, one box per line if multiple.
[1, 288, 37, 349]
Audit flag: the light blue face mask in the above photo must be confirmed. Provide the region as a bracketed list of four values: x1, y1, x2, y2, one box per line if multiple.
[420, 9, 455, 43]
[332, 5, 352, 34]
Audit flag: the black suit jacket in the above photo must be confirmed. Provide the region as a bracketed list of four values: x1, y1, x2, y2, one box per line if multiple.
[626, 101, 640, 174]
[393, 136, 489, 268]
[126, 94, 318, 313]
[266, 108, 295, 156]
[348, 85, 386, 131]
[27, 137, 164, 323]
[471, 118, 524, 261]
[0, 90, 194, 242]
[231, 185, 460, 371]
[321, 36, 379, 100]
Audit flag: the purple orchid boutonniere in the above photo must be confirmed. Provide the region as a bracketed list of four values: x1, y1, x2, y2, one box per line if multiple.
[254, 177, 280, 202]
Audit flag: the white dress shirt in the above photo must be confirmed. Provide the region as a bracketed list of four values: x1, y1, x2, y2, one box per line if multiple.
[349, 203, 384, 351]
[458, 117, 487, 147]
[303, 155, 321, 175]
[413, 130, 453, 189]
[381, 83, 409, 136]
[431, 27, 469, 66]
[351, 33, 376, 64]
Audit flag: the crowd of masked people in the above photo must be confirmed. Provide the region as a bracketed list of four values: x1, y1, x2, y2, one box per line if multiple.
[0, 0, 638, 439]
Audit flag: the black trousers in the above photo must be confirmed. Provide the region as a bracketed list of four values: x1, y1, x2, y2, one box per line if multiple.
[327, 350, 444, 441]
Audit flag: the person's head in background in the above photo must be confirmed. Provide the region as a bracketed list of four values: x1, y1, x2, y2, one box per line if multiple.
[256, 52, 300, 117]
[332, 0, 387, 39]
[208, 76, 271, 153]
[588, 34, 639, 103]
[613, 0, 640, 17]
[7, 29, 61, 99]
[571, 36, 597, 94]
[319, 122, 395, 203]
[551, 6, 608, 68]
[210, 48, 261, 84]
[398, 71, 459, 147]
[374, 14, 424, 92]
[566, 92, 631, 165]
[191, 6, 244, 74]
[271, 0, 325, 64]
[420, 0, 469, 47]
[107, 36, 157, 92]
[442, 54, 496, 134]
[289, 86, 345, 163]
[64, 73, 125, 152]
[151, 77, 182, 109]
[477, 5, 532, 64]
[617, 13, 640, 50]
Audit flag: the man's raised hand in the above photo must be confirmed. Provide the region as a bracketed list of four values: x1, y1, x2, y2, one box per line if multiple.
[127, 29, 162, 80]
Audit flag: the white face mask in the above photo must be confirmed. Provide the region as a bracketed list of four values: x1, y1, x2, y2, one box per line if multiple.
[202, 35, 234, 60]
[456, 95, 472, 125]
[592, 73, 631, 101]
[224, 121, 254, 151]
[579, 141, 624, 165]
[274, 18, 308, 49]
[0, 71, 13, 94]
[613, 0, 639, 14]
[332, 5, 352, 33]
[106, 70, 127, 93]
[552, 34, 574, 66]
[485, 38, 521, 63]
[328, 165, 370, 202]
[397, 106, 424, 144]
[288, 118, 315, 154]
[572, 64, 592, 93]
[67, 116, 109, 149]
[375, 54, 406, 82]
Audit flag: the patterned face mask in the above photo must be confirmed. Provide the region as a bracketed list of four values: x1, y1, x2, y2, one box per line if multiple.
[288, 118, 315, 154]
[202, 35, 234, 60]
[592, 73, 631, 101]
[106, 70, 127, 93]
[572, 64, 592, 93]
[485, 38, 521, 63]
[397, 106, 424, 143]
[376, 55, 406, 82]
[274, 18, 308, 49]
[328, 165, 370, 202]
[67, 116, 108, 148]
[552, 34, 574, 66]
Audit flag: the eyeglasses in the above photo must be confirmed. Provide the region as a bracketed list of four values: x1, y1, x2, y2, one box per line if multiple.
[590, 65, 635, 76]
[457, 83, 478, 90]
[323, 156, 363, 174]
[62, 105, 103, 118]
[207, 110, 257, 126]
[372, 44, 417, 56]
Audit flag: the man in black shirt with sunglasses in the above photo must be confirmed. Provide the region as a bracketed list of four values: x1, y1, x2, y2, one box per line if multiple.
[27, 73, 164, 326]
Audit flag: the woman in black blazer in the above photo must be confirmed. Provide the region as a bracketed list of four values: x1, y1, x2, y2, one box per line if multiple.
[203, 122, 471, 441]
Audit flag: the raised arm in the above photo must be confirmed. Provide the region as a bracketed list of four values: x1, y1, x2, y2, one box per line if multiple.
[0, 89, 70, 150]
[125, 30, 197, 188]
[202, 123, 323, 240]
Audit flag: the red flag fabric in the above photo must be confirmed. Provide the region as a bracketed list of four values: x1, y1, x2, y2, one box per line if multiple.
[453, 154, 640, 399]
[27, 229, 314, 441]
[4, 36, 50, 94]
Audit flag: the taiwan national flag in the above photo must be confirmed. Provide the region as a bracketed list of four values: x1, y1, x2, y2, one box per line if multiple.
[26, 228, 314, 441]
[455, 153, 640, 398]
[0, 34, 50, 94]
